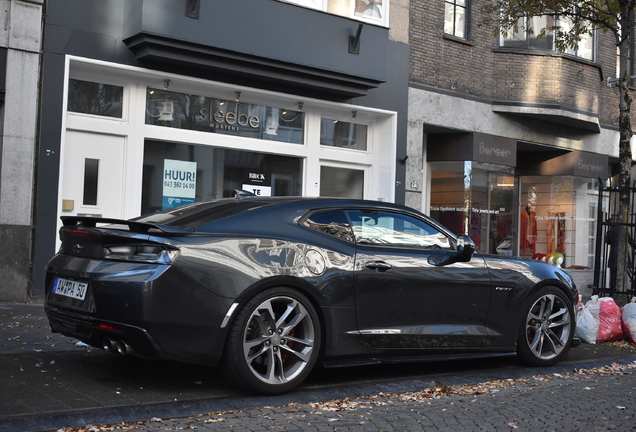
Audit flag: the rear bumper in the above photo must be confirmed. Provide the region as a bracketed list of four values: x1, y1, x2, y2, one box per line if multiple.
[45, 304, 163, 358]
[45, 254, 236, 367]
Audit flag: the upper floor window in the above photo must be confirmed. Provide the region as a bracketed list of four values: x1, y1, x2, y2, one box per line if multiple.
[444, 0, 467, 39]
[500, 15, 594, 61]
[280, 0, 388, 27]
[559, 16, 594, 60]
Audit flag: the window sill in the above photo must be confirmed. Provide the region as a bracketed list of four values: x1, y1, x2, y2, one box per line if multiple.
[443, 34, 473, 47]
[493, 48, 596, 66]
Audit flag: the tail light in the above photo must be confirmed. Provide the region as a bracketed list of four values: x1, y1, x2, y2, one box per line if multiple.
[103, 245, 180, 264]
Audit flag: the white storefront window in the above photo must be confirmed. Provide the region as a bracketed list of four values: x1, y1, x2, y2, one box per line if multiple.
[57, 56, 396, 233]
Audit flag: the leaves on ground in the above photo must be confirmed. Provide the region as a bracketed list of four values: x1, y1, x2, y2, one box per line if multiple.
[56, 361, 636, 431]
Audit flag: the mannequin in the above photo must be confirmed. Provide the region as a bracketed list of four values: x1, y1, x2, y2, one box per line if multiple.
[520, 204, 537, 254]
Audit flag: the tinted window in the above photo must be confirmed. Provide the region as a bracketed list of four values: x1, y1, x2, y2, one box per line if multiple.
[346, 209, 452, 249]
[320, 166, 364, 199]
[134, 200, 269, 228]
[320, 119, 368, 150]
[302, 210, 354, 242]
[68, 79, 123, 118]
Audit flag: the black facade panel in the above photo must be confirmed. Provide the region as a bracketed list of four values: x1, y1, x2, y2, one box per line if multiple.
[122, 0, 388, 82]
[33, 52, 68, 297]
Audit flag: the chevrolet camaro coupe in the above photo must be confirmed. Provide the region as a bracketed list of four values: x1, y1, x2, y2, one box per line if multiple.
[45, 194, 578, 394]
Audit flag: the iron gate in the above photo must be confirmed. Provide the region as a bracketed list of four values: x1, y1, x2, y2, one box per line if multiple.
[591, 178, 636, 298]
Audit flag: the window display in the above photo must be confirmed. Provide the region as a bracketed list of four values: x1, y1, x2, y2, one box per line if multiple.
[429, 162, 600, 269]
[141, 140, 302, 215]
[429, 161, 516, 255]
[520, 176, 599, 269]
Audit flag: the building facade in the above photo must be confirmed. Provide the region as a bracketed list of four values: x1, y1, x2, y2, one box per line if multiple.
[2, 0, 635, 302]
[9, 0, 408, 301]
[407, 0, 634, 274]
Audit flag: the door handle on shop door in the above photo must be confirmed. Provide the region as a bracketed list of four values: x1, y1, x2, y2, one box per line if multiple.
[365, 261, 393, 272]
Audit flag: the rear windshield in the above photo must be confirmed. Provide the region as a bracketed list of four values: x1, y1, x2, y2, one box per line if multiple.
[133, 200, 269, 228]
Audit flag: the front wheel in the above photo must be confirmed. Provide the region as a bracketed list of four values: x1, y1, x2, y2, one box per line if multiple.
[516, 286, 574, 367]
[221, 287, 321, 395]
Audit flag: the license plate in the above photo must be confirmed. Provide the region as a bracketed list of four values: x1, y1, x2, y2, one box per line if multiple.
[53, 277, 88, 301]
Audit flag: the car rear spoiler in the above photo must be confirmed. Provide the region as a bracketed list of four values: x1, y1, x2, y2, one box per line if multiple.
[60, 216, 193, 234]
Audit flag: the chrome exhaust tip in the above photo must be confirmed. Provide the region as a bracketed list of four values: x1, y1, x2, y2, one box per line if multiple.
[116, 340, 133, 355]
[102, 336, 116, 352]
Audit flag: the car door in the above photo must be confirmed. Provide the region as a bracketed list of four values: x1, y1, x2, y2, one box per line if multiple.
[347, 208, 493, 349]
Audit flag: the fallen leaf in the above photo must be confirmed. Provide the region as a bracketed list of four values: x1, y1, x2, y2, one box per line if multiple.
[204, 418, 225, 423]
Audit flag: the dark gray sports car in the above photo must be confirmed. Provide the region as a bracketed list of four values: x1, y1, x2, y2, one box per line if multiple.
[45, 195, 578, 394]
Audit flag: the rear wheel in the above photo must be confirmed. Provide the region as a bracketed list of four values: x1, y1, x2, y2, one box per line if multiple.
[517, 286, 573, 366]
[221, 287, 321, 395]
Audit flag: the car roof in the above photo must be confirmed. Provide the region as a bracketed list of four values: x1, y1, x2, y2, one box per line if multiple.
[132, 196, 424, 230]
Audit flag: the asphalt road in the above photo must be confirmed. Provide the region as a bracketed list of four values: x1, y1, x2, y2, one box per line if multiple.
[2, 302, 636, 432]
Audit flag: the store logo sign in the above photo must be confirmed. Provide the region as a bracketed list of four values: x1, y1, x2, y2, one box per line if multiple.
[146, 89, 304, 144]
[573, 152, 608, 177]
[478, 142, 512, 159]
[474, 138, 516, 166]
[578, 159, 604, 173]
[248, 173, 266, 181]
[199, 106, 260, 131]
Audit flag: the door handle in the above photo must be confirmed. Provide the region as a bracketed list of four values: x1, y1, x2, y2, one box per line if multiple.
[365, 261, 393, 272]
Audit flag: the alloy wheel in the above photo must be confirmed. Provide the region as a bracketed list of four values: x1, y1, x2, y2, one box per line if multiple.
[523, 292, 572, 361]
[242, 295, 316, 385]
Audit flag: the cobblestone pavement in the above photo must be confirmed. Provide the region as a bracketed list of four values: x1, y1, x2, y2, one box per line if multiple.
[60, 363, 636, 432]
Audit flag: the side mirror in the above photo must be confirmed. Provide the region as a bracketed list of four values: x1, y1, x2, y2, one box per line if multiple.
[456, 234, 476, 261]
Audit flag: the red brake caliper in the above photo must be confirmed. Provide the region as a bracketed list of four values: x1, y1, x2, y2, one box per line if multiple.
[281, 328, 295, 363]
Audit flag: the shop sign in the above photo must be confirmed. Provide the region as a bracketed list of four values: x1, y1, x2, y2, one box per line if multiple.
[427, 132, 517, 167]
[473, 134, 516, 166]
[146, 89, 304, 144]
[242, 170, 272, 197]
[198, 103, 260, 132]
[522, 151, 609, 178]
[574, 152, 607, 177]
[163, 159, 197, 210]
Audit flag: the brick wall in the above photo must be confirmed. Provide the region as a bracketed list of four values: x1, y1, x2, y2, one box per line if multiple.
[410, 0, 497, 98]
[409, 0, 630, 129]
[492, 52, 599, 113]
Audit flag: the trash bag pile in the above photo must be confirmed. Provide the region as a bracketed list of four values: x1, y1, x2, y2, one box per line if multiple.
[575, 296, 636, 344]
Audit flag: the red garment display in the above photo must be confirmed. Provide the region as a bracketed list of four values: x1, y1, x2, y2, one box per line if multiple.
[557, 215, 566, 253]
[547, 217, 555, 255]
[520, 208, 537, 254]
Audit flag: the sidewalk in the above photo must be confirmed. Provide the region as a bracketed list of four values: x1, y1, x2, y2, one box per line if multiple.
[2, 301, 636, 432]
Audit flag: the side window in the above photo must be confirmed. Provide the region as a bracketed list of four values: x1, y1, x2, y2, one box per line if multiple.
[346, 209, 452, 250]
[301, 210, 354, 242]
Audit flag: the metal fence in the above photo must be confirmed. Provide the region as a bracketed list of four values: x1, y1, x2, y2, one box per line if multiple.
[591, 178, 636, 299]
